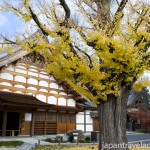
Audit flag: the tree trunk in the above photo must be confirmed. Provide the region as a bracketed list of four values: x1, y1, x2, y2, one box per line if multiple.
[98, 86, 130, 150]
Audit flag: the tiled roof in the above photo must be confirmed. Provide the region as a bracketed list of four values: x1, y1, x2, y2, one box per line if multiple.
[0, 91, 53, 108]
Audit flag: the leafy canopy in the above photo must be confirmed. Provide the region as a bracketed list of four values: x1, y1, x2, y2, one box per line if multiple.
[0, 0, 150, 103]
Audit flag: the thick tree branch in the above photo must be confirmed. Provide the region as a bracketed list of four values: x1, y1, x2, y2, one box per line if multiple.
[134, 8, 149, 32]
[74, 45, 93, 68]
[110, 0, 128, 36]
[28, 6, 52, 36]
[59, 0, 70, 22]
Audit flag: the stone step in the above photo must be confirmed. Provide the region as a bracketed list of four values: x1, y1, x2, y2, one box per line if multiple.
[16, 143, 35, 150]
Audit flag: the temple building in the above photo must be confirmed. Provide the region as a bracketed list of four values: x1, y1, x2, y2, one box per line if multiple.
[0, 50, 97, 136]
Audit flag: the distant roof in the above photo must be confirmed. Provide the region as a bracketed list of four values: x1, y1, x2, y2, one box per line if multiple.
[77, 101, 97, 110]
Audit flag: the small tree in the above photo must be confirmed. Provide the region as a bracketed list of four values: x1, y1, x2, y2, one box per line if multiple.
[128, 88, 150, 131]
[0, 0, 150, 149]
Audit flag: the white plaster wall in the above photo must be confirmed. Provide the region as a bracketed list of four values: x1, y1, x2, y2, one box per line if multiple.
[50, 83, 58, 89]
[86, 115, 93, 124]
[77, 112, 84, 115]
[39, 81, 48, 87]
[48, 96, 57, 105]
[1, 89, 10, 92]
[0, 82, 12, 86]
[59, 92, 67, 95]
[85, 110, 91, 115]
[50, 91, 58, 94]
[30, 65, 37, 69]
[36, 94, 46, 103]
[76, 115, 84, 123]
[25, 113, 32, 121]
[16, 91, 23, 94]
[16, 65, 26, 69]
[28, 71, 38, 77]
[14, 85, 25, 89]
[39, 89, 48, 92]
[27, 87, 37, 90]
[0, 73, 13, 80]
[86, 125, 93, 132]
[68, 99, 75, 107]
[16, 68, 27, 74]
[59, 86, 64, 90]
[26, 93, 33, 95]
[50, 76, 56, 81]
[40, 71, 47, 74]
[58, 97, 66, 106]
[39, 74, 49, 79]
[76, 125, 84, 131]
[15, 76, 26, 83]
[27, 78, 38, 85]
[6, 66, 14, 71]
[29, 68, 38, 72]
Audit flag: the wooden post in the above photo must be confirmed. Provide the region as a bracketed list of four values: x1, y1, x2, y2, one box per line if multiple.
[44, 111, 47, 135]
[31, 112, 35, 136]
[2, 111, 7, 137]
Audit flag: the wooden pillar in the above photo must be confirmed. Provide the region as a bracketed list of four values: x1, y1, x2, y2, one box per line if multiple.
[44, 112, 47, 135]
[31, 112, 35, 137]
[2, 111, 7, 137]
[66, 112, 68, 132]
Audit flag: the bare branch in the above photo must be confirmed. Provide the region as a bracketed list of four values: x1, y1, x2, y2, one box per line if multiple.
[110, 0, 128, 36]
[59, 0, 70, 22]
[75, 45, 93, 68]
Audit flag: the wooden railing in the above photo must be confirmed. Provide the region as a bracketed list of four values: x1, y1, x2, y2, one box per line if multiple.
[0, 130, 21, 136]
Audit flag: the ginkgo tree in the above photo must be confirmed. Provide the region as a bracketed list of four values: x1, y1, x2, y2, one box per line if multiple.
[0, 0, 150, 149]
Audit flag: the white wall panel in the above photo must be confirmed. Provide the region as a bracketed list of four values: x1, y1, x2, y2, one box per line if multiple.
[1, 89, 10, 92]
[17, 65, 26, 69]
[58, 97, 66, 106]
[48, 96, 57, 105]
[16, 68, 26, 74]
[59, 92, 67, 95]
[28, 71, 38, 77]
[0, 73, 13, 80]
[76, 125, 84, 131]
[36, 94, 46, 103]
[15, 76, 26, 83]
[59, 86, 64, 90]
[40, 71, 47, 74]
[16, 91, 23, 94]
[27, 87, 37, 90]
[39, 89, 48, 92]
[30, 65, 37, 69]
[25, 113, 32, 121]
[14, 85, 25, 89]
[26, 93, 33, 95]
[6, 66, 14, 71]
[29, 68, 38, 72]
[27, 78, 38, 85]
[50, 83, 58, 89]
[68, 99, 75, 107]
[50, 90, 58, 94]
[85, 110, 91, 115]
[39, 81, 48, 87]
[86, 125, 93, 132]
[50, 76, 56, 81]
[77, 112, 84, 115]
[76, 115, 84, 123]
[39, 74, 49, 79]
[86, 115, 93, 124]
[0, 82, 12, 86]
